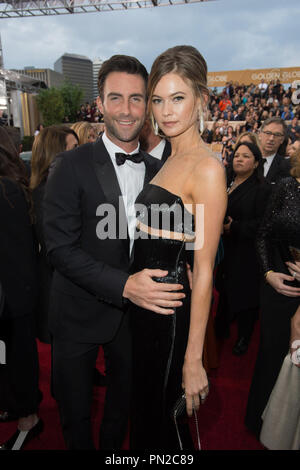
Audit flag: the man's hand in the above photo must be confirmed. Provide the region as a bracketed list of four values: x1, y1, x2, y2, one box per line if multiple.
[123, 269, 185, 315]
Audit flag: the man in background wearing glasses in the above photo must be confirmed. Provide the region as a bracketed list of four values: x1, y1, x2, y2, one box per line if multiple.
[259, 117, 291, 184]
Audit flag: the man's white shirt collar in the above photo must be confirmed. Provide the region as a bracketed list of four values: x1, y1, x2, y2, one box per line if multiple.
[263, 153, 276, 177]
[102, 131, 140, 160]
[148, 139, 166, 160]
[101, 132, 144, 255]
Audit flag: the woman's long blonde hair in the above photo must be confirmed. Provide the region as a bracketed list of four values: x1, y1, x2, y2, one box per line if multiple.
[71, 121, 96, 146]
[233, 131, 260, 151]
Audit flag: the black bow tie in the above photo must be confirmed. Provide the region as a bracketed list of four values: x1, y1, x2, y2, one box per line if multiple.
[115, 152, 144, 166]
[262, 158, 267, 165]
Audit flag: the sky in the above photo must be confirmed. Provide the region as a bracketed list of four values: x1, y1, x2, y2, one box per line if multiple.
[1, 0, 300, 74]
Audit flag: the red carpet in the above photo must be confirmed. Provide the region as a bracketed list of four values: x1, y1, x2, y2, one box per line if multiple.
[0, 318, 263, 450]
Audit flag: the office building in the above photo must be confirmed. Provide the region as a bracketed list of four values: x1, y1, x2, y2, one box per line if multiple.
[13, 67, 64, 88]
[54, 53, 93, 103]
[92, 58, 103, 99]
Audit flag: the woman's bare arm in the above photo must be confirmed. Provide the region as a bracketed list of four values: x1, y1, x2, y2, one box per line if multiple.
[182, 156, 227, 416]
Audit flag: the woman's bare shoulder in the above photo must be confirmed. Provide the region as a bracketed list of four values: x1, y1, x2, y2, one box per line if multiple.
[191, 147, 225, 180]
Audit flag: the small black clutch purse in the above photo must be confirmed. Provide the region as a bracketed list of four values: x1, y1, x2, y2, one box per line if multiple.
[171, 392, 201, 450]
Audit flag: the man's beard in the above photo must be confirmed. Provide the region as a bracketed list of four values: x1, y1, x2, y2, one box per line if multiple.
[104, 114, 145, 143]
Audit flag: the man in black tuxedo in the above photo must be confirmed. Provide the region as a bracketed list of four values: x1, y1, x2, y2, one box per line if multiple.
[258, 117, 290, 184]
[43, 55, 184, 450]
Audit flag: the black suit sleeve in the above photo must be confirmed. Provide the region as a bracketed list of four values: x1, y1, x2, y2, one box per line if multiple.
[230, 183, 272, 239]
[256, 180, 287, 273]
[43, 153, 129, 309]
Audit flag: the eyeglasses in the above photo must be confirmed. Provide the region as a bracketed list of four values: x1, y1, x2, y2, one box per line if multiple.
[261, 130, 284, 138]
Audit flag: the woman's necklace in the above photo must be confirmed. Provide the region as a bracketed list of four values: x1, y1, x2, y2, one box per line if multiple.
[227, 177, 248, 194]
[227, 179, 238, 194]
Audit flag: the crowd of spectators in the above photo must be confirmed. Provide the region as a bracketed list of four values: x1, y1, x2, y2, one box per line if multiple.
[196, 79, 300, 162]
[76, 80, 300, 153]
[75, 101, 103, 123]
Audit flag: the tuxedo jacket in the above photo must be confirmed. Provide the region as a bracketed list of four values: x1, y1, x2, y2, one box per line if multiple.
[265, 153, 290, 184]
[43, 138, 162, 343]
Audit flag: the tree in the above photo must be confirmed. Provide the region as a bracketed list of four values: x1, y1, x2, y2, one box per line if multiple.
[59, 81, 84, 123]
[36, 87, 65, 126]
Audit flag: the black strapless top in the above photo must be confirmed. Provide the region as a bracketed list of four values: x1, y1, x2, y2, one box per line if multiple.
[131, 184, 195, 285]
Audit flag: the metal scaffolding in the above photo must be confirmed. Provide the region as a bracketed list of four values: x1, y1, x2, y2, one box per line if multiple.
[0, 0, 216, 18]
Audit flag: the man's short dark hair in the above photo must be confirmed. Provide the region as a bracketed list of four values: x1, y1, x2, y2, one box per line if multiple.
[97, 55, 148, 100]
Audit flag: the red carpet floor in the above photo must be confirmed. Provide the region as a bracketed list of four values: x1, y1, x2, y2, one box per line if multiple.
[0, 320, 264, 451]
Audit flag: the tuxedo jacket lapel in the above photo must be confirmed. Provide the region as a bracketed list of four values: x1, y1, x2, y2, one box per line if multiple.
[92, 139, 122, 208]
[266, 153, 280, 183]
[161, 140, 172, 163]
[91, 139, 129, 256]
[142, 150, 163, 186]
[129, 151, 162, 265]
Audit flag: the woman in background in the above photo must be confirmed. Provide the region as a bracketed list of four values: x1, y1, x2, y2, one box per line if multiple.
[71, 121, 97, 146]
[245, 148, 300, 437]
[0, 127, 42, 450]
[30, 125, 79, 343]
[215, 142, 271, 354]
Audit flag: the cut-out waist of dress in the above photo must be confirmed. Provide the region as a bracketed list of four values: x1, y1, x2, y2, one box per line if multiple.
[131, 237, 189, 286]
[137, 220, 196, 242]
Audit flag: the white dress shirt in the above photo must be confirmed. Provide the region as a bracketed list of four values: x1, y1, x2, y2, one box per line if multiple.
[102, 132, 145, 255]
[148, 139, 166, 160]
[263, 153, 276, 177]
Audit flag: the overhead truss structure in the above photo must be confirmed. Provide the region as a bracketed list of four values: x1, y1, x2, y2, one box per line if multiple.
[0, 0, 217, 18]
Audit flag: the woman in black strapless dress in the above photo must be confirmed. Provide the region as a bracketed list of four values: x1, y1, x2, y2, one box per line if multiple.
[129, 46, 227, 450]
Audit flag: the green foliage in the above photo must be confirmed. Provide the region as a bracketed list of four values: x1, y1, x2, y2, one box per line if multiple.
[36, 82, 84, 126]
[36, 88, 65, 126]
[59, 81, 84, 123]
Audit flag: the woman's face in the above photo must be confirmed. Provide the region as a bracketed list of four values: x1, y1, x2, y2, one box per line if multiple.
[151, 72, 200, 138]
[87, 127, 96, 142]
[65, 133, 78, 151]
[233, 144, 257, 178]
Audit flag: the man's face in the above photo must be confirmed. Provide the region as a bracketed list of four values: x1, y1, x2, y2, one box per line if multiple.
[96, 72, 146, 150]
[259, 123, 285, 156]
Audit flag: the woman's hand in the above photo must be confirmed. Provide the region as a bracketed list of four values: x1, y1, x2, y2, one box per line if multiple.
[182, 357, 209, 417]
[223, 216, 233, 234]
[286, 260, 300, 283]
[265, 271, 300, 297]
